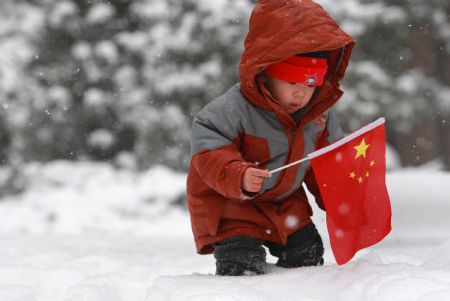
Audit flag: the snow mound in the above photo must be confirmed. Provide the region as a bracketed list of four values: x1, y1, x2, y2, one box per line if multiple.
[1, 163, 450, 300]
[0, 161, 188, 235]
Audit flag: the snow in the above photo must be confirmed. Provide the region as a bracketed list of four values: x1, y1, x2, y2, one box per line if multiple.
[115, 32, 148, 53]
[86, 3, 116, 24]
[0, 162, 187, 235]
[130, 1, 170, 21]
[48, 1, 78, 27]
[0, 3, 42, 95]
[316, 0, 383, 36]
[397, 72, 420, 94]
[114, 66, 138, 91]
[87, 129, 116, 150]
[95, 41, 119, 65]
[84, 88, 107, 107]
[438, 87, 450, 111]
[154, 66, 207, 95]
[352, 61, 390, 86]
[0, 161, 449, 300]
[386, 144, 401, 170]
[47, 86, 72, 110]
[72, 42, 92, 60]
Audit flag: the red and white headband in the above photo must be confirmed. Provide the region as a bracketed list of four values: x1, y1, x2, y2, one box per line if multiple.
[263, 55, 328, 86]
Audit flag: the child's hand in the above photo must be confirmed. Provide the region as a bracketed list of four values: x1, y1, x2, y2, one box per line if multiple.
[242, 167, 271, 193]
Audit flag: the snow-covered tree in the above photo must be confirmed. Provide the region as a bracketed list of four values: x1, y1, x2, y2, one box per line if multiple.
[1, 0, 449, 173]
[318, 0, 450, 169]
[0, 0, 44, 163]
[24, 0, 252, 170]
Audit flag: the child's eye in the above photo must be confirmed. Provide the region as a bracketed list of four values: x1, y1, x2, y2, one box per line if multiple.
[289, 82, 297, 85]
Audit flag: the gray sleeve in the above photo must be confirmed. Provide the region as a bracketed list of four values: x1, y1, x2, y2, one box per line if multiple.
[325, 109, 345, 144]
[190, 100, 243, 157]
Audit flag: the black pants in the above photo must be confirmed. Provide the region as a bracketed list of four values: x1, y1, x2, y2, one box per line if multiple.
[214, 223, 324, 276]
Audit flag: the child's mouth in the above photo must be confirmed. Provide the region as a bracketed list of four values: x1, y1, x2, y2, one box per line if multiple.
[289, 104, 301, 111]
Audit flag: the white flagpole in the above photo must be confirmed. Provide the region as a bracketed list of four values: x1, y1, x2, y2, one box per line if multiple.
[268, 118, 385, 175]
[269, 156, 309, 175]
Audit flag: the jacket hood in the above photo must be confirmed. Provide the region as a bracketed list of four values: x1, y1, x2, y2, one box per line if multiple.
[239, 0, 356, 127]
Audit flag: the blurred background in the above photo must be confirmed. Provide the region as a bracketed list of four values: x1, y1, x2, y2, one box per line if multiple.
[0, 0, 449, 201]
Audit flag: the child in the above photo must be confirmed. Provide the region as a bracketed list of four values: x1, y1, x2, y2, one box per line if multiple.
[187, 0, 355, 276]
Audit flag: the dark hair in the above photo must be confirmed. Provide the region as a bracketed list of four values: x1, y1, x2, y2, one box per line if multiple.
[296, 51, 327, 58]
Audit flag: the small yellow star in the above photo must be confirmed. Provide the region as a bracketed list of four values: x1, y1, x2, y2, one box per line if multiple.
[354, 138, 370, 159]
[358, 177, 363, 183]
[365, 171, 370, 177]
[370, 160, 375, 167]
[349, 171, 356, 179]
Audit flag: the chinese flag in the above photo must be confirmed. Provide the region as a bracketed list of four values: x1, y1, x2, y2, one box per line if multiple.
[308, 118, 391, 265]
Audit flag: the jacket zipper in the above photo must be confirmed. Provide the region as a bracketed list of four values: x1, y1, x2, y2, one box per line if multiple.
[281, 127, 298, 174]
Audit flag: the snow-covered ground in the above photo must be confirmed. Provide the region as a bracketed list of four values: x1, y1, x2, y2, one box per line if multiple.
[0, 161, 450, 301]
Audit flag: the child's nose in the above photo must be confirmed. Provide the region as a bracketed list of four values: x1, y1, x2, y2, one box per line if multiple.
[293, 89, 305, 99]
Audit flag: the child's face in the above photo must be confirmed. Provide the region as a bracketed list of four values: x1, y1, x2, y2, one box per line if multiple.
[266, 76, 316, 114]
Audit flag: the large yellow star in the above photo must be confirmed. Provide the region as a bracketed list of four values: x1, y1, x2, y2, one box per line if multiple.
[354, 138, 370, 159]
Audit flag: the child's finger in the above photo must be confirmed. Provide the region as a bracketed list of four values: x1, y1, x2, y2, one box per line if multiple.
[252, 184, 263, 192]
[251, 169, 271, 177]
[252, 178, 264, 184]
[247, 185, 259, 192]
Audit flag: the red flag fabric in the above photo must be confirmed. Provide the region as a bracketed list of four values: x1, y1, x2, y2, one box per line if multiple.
[308, 118, 391, 265]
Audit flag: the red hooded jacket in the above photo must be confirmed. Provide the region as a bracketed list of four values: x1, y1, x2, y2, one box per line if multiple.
[187, 0, 355, 254]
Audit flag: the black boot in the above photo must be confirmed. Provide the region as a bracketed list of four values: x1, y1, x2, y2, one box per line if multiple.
[214, 236, 266, 276]
[266, 223, 324, 268]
